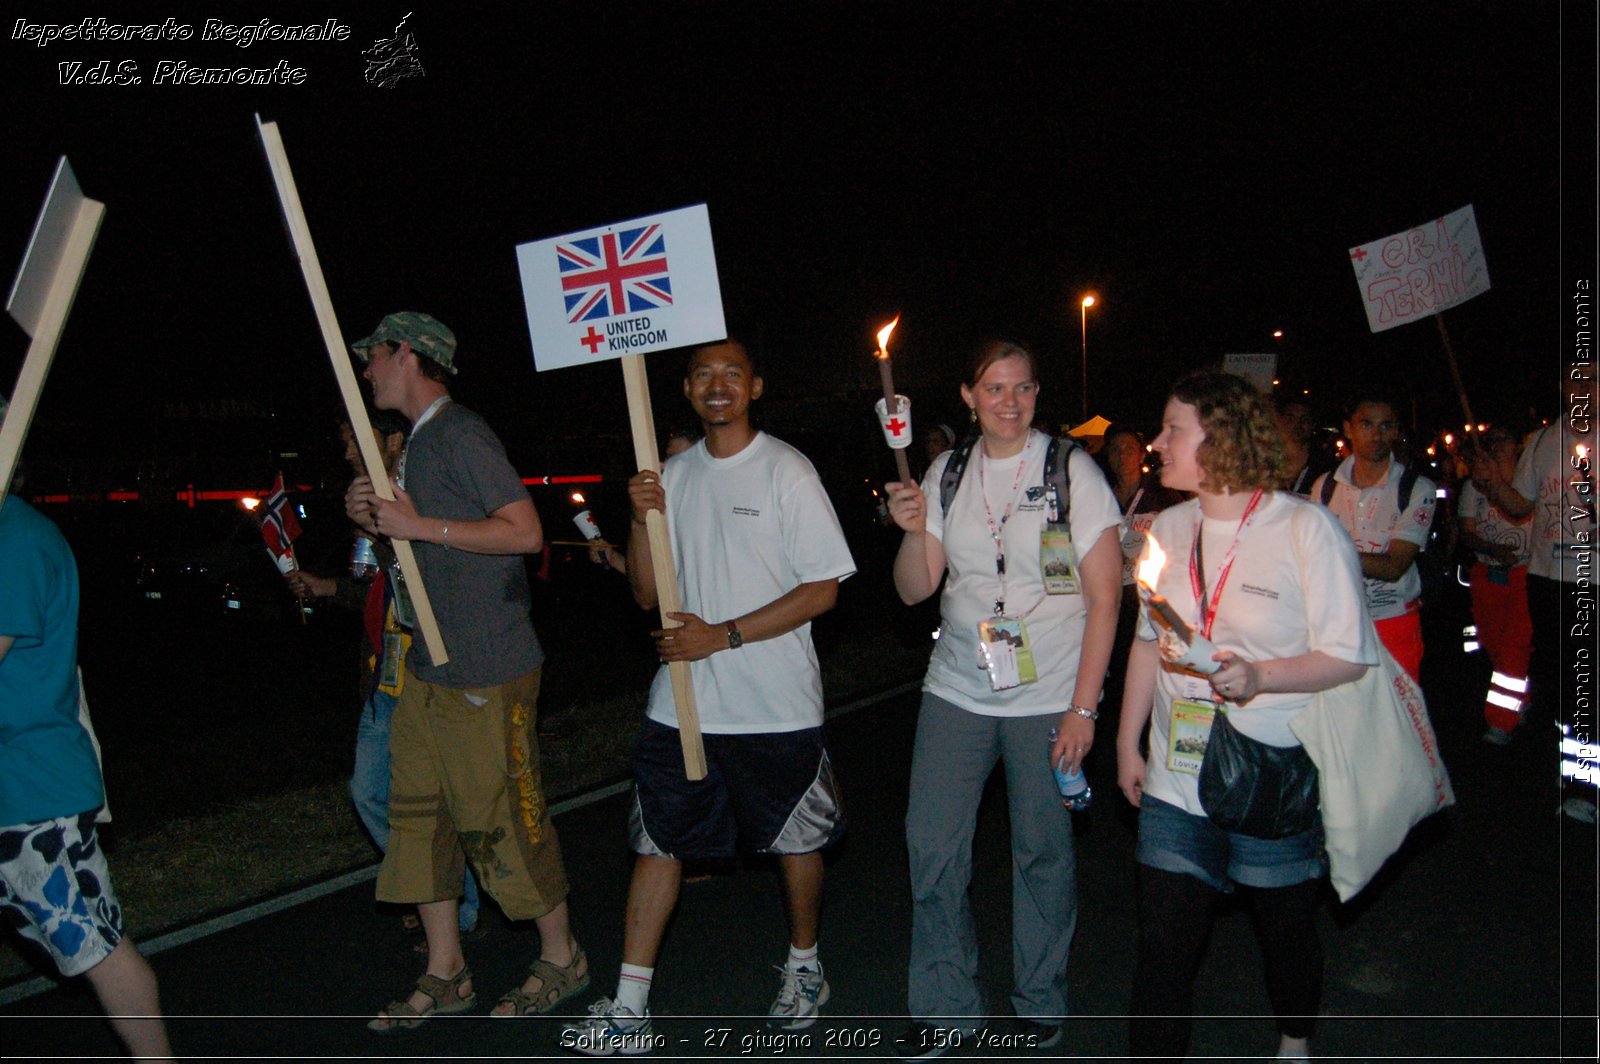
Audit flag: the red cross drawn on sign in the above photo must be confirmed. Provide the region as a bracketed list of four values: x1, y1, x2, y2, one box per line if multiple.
[1350, 247, 1368, 262]
[886, 417, 907, 436]
[580, 326, 605, 354]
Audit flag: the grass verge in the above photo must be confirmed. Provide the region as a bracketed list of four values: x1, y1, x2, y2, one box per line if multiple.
[1, 640, 929, 987]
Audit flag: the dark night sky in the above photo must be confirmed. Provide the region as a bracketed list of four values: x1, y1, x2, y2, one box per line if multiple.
[2, 0, 1594, 491]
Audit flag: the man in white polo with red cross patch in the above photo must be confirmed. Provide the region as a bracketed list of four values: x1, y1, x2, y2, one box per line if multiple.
[1311, 393, 1436, 680]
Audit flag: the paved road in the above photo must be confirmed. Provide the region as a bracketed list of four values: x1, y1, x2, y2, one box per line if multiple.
[2, 673, 1595, 1060]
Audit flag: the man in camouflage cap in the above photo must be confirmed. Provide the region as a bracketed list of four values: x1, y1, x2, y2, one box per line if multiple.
[351, 312, 459, 375]
[346, 313, 588, 1030]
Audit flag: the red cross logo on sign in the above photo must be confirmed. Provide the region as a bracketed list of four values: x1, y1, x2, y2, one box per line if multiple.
[580, 326, 605, 354]
[1350, 247, 1368, 262]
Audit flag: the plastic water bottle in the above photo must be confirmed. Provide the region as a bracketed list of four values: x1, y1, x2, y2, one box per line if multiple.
[350, 535, 380, 579]
[1047, 728, 1093, 811]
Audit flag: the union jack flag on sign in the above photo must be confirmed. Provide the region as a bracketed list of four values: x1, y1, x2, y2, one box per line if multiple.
[558, 225, 673, 322]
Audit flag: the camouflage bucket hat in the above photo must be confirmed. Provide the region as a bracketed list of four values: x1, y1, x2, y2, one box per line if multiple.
[352, 312, 458, 374]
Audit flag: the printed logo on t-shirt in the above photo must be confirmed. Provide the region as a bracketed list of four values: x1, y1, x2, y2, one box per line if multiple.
[1240, 582, 1280, 601]
[732, 506, 761, 518]
[1025, 486, 1047, 501]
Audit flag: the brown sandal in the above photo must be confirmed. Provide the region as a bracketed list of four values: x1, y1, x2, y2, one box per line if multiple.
[491, 946, 590, 1017]
[368, 965, 476, 1033]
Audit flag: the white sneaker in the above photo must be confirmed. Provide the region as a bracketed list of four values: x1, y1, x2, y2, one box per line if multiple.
[1483, 726, 1513, 746]
[767, 964, 830, 1030]
[1561, 796, 1598, 824]
[560, 997, 656, 1057]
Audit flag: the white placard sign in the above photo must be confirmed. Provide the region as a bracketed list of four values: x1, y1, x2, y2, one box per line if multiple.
[7, 158, 88, 338]
[1349, 204, 1491, 333]
[1222, 352, 1277, 392]
[516, 204, 726, 372]
[1, 157, 104, 510]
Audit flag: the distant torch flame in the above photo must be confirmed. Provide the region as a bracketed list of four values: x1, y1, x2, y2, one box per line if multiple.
[570, 491, 586, 505]
[1136, 535, 1167, 592]
[875, 316, 900, 359]
[1579, 444, 1590, 461]
[240, 497, 261, 512]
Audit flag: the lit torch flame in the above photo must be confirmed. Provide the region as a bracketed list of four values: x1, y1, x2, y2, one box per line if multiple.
[1136, 534, 1167, 592]
[875, 315, 900, 360]
[570, 491, 586, 505]
[1579, 444, 1590, 462]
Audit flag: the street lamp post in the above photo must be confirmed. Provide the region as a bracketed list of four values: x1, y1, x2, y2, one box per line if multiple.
[1080, 295, 1097, 423]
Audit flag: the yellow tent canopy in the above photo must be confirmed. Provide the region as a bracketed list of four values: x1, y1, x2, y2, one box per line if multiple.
[1067, 414, 1112, 438]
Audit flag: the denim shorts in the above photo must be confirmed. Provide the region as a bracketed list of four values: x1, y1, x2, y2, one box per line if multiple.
[1136, 794, 1327, 892]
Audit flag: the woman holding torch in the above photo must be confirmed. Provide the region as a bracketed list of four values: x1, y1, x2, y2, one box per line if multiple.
[884, 340, 1122, 1054]
[1118, 371, 1375, 1061]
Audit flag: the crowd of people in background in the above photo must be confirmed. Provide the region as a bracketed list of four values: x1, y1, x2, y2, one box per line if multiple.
[2, 318, 1592, 1061]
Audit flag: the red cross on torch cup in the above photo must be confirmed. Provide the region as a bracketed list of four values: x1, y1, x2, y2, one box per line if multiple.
[874, 315, 913, 484]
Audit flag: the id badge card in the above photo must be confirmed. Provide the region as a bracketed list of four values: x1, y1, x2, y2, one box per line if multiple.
[977, 616, 1039, 691]
[1167, 698, 1218, 775]
[1040, 529, 1080, 595]
[388, 561, 417, 629]
[378, 631, 407, 694]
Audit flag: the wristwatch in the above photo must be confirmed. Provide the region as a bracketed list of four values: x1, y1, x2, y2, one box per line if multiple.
[1067, 703, 1099, 722]
[725, 619, 744, 650]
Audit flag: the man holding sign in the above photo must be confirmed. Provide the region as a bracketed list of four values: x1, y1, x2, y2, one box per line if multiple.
[343, 313, 588, 1030]
[564, 340, 855, 1053]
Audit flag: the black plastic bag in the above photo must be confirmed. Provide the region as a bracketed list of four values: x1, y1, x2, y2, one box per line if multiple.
[1198, 707, 1320, 839]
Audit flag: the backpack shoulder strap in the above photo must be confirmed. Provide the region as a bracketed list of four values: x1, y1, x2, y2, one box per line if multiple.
[1044, 435, 1077, 528]
[1318, 471, 1337, 507]
[1397, 465, 1420, 512]
[938, 435, 981, 514]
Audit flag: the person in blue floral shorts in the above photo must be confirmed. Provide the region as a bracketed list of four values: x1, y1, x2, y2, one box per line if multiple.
[0, 482, 173, 1061]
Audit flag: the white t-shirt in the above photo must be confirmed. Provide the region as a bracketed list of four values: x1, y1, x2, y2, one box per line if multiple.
[922, 430, 1122, 717]
[645, 433, 856, 734]
[1119, 492, 1163, 588]
[1458, 480, 1532, 568]
[1313, 457, 1436, 620]
[1138, 493, 1377, 815]
[1512, 425, 1597, 583]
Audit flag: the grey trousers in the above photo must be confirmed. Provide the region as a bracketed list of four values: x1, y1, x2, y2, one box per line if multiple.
[905, 692, 1078, 1025]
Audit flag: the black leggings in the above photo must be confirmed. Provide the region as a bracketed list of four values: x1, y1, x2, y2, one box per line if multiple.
[1130, 866, 1324, 1061]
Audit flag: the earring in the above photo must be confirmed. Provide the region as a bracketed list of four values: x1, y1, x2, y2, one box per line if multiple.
[969, 407, 977, 424]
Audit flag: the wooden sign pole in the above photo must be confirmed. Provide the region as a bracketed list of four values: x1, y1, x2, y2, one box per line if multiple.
[0, 175, 104, 510]
[620, 354, 707, 780]
[254, 117, 448, 665]
[1434, 312, 1476, 428]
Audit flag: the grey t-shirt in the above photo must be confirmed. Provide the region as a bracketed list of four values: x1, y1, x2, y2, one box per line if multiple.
[401, 401, 544, 687]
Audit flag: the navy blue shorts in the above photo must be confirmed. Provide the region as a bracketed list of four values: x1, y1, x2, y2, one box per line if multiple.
[628, 719, 845, 860]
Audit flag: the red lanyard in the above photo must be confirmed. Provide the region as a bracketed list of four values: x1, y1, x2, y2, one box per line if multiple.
[1188, 488, 1265, 639]
[977, 435, 1033, 615]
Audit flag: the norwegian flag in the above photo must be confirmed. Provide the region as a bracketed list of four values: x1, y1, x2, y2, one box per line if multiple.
[558, 224, 673, 322]
[260, 473, 302, 567]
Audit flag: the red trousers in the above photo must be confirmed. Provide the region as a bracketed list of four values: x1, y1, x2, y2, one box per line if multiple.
[1468, 563, 1534, 733]
[1374, 608, 1424, 683]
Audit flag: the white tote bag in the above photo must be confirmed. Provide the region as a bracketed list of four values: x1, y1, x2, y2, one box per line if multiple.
[1289, 639, 1453, 901]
